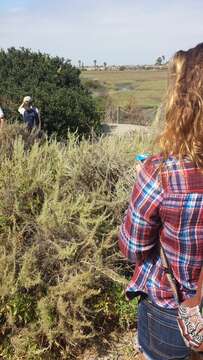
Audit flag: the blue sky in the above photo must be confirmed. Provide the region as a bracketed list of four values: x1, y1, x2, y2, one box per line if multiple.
[1, 0, 203, 65]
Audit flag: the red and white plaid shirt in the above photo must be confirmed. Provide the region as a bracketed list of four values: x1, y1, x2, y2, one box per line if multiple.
[119, 154, 203, 308]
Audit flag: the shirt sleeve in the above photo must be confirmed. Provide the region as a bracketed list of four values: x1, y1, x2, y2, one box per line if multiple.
[0, 107, 4, 118]
[18, 107, 25, 115]
[119, 157, 163, 263]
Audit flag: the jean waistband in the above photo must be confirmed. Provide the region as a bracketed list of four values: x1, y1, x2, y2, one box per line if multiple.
[141, 296, 178, 315]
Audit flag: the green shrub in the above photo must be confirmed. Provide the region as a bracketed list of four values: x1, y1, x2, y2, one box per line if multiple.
[0, 47, 101, 138]
[0, 124, 153, 359]
[94, 282, 138, 330]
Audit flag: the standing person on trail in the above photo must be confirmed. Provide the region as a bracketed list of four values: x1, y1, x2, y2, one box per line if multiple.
[0, 106, 5, 129]
[119, 43, 203, 360]
[18, 96, 41, 131]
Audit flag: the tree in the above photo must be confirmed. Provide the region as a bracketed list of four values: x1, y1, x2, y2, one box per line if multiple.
[0, 48, 101, 138]
[78, 60, 81, 68]
[155, 56, 163, 65]
[103, 62, 107, 70]
[93, 59, 97, 70]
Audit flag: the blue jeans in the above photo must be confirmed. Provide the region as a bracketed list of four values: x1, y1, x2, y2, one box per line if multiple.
[137, 298, 190, 360]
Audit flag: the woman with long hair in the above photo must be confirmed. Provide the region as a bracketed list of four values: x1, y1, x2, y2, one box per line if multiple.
[119, 43, 203, 360]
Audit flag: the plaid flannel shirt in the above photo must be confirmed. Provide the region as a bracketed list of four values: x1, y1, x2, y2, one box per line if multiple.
[119, 155, 203, 308]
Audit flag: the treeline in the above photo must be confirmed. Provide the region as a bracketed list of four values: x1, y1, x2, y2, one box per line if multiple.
[0, 47, 100, 137]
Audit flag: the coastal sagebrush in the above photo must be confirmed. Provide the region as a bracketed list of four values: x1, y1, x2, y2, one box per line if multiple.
[0, 124, 152, 359]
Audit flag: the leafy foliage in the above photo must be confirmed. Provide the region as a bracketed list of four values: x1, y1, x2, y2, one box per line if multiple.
[94, 283, 138, 329]
[0, 47, 100, 137]
[0, 124, 153, 359]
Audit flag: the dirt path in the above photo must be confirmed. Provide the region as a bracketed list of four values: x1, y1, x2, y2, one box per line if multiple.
[101, 123, 149, 136]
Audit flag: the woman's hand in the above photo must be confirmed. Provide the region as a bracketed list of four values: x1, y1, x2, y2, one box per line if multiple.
[136, 163, 142, 173]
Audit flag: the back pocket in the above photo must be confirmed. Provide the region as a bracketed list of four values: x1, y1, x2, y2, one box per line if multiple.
[148, 312, 189, 359]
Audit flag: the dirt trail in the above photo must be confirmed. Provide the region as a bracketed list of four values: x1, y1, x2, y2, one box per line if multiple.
[101, 123, 149, 136]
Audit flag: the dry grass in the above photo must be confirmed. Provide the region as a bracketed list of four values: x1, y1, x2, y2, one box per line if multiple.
[0, 124, 154, 359]
[81, 330, 141, 360]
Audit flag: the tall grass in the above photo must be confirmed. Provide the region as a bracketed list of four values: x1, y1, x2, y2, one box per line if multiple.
[0, 124, 153, 359]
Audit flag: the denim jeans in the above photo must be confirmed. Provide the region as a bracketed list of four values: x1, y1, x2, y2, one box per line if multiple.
[137, 298, 190, 360]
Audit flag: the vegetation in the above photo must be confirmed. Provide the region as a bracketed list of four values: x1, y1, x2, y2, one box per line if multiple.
[155, 55, 166, 65]
[0, 123, 155, 359]
[0, 48, 100, 138]
[0, 48, 165, 359]
[81, 69, 167, 109]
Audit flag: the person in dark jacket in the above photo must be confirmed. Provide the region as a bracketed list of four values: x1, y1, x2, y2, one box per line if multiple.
[18, 96, 41, 131]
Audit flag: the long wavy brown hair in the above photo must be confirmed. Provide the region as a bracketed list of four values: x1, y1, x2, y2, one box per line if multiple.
[159, 43, 203, 168]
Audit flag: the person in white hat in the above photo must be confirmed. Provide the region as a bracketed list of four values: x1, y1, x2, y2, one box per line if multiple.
[18, 96, 41, 131]
[0, 106, 5, 129]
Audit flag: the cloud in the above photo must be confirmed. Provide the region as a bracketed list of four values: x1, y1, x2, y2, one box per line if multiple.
[0, 0, 203, 65]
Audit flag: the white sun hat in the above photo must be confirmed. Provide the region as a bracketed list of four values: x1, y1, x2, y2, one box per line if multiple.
[23, 96, 32, 103]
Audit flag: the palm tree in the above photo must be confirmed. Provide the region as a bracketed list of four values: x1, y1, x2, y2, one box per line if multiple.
[78, 60, 81, 68]
[103, 62, 107, 70]
[93, 59, 97, 70]
[155, 56, 162, 65]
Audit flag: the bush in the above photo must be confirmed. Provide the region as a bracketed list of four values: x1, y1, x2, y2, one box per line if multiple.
[0, 47, 101, 138]
[0, 124, 153, 359]
[119, 66, 126, 71]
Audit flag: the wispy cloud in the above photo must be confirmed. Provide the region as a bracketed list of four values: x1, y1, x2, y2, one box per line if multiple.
[1, 0, 203, 65]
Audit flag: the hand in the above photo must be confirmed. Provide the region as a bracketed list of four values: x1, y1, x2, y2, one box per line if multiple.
[136, 163, 142, 173]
